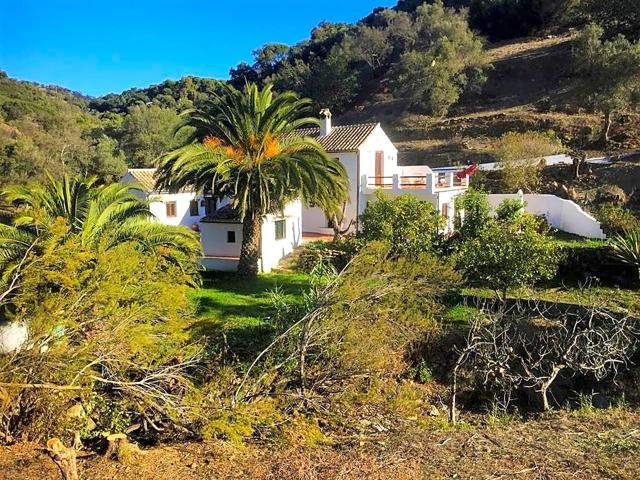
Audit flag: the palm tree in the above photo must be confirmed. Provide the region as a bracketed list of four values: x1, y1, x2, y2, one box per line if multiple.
[0, 174, 201, 281]
[611, 229, 640, 281]
[156, 83, 348, 276]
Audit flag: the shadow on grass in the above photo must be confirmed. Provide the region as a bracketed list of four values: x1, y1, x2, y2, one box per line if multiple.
[188, 271, 311, 362]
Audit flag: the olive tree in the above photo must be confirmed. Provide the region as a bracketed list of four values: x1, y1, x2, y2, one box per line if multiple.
[573, 24, 640, 143]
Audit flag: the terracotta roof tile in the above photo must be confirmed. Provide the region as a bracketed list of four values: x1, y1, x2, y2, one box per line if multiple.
[201, 204, 241, 224]
[125, 168, 158, 193]
[294, 123, 379, 152]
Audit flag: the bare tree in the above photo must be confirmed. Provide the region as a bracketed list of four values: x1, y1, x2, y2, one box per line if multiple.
[330, 202, 353, 242]
[459, 300, 638, 412]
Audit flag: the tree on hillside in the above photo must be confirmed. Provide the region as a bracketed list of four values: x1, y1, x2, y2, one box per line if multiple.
[229, 44, 291, 89]
[156, 83, 348, 277]
[340, 26, 393, 76]
[390, 1, 490, 116]
[469, 0, 578, 41]
[577, 0, 640, 41]
[0, 175, 200, 280]
[119, 104, 181, 167]
[573, 24, 640, 144]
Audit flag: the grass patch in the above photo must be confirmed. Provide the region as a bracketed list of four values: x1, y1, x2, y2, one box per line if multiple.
[189, 272, 311, 360]
[463, 285, 640, 316]
[549, 230, 607, 248]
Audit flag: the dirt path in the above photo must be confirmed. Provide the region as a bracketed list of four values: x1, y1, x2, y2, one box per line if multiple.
[2, 410, 639, 480]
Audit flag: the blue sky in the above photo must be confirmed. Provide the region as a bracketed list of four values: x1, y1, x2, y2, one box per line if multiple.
[1, 0, 395, 97]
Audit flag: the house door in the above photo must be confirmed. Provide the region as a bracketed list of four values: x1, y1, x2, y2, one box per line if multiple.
[375, 151, 384, 186]
[204, 197, 217, 216]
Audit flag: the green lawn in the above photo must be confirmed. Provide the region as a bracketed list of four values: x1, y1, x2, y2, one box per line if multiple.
[189, 272, 311, 360]
[549, 230, 607, 248]
[463, 286, 640, 316]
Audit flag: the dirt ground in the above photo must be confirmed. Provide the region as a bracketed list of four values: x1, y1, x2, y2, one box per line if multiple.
[3, 410, 640, 480]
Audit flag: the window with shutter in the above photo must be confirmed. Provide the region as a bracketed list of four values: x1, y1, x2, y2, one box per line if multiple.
[166, 201, 177, 218]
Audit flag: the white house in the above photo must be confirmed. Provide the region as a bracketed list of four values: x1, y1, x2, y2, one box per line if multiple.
[120, 111, 471, 273]
[121, 169, 302, 273]
[299, 110, 469, 235]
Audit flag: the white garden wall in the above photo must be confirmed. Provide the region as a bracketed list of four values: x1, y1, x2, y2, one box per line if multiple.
[488, 193, 606, 239]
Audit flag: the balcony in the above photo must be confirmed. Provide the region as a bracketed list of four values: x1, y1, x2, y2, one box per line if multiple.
[364, 170, 469, 195]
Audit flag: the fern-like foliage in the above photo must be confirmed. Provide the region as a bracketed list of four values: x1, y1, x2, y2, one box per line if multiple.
[1, 175, 202, 284]
[611, 229, 640, 280]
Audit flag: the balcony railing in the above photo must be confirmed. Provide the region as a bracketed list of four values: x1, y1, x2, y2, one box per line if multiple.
[364, 171, 469, 194]
[366, 176, 394, 189]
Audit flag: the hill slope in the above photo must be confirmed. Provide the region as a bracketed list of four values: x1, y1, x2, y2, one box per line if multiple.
[339, 34, 639, 168]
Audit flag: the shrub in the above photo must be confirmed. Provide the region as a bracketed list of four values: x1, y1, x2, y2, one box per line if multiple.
[295, 238, 363, 274]
[496, 198, 525, 224]
[457, 215, 560, 299]
[597, 204, 640, 236]
[0, 229, 201, 442]
[555, 244, 637, 287]
[454, 189, 491, 239]
[359, 192, 444, 257]
[595, 185, 628, 206]
[235, 243, 462, 430]
[611, 229, 640, 282]
[493, 131, 565, 193]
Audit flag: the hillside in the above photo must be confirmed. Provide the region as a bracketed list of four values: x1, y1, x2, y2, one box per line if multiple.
[339, 33, 640, 168]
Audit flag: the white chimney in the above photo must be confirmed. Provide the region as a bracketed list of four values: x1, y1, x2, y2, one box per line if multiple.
[319, 108, 332, 136]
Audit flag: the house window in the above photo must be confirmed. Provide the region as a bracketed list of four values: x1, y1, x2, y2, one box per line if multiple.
[227, 231, 236, 243]
[275, 219, 286, 240]
[165, 201, 177, 218]
[189, 200, 199, 217]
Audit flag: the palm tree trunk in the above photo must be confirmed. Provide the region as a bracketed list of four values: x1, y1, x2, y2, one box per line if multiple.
[238, 211, 262, 277]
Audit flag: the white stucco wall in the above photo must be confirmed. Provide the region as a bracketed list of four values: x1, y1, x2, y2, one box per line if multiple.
[302, 151, 358, 234]
[301, 125, 399, 234]
[261, 200, 303, 273]
[148, 192, 203, 227]
[200, 222, 243, 258]
[488, 194, 606, 239]
[121, 172, 203, 228]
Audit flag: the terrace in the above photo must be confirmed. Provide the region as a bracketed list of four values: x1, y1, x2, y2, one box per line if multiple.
[363, 168, 470, 195]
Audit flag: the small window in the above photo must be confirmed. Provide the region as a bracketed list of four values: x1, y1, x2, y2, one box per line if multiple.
[227, 231, 236, 243]
[189, 200, 199, 217]
[275, 219, 286, 240]
[165, 201, 177, 218]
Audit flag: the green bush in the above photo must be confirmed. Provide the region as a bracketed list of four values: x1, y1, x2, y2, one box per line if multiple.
[295, 239, 363, 273]
[556, 244, 638, 287]
[597, 204, 640, 236]
[0, 228, 201, 442]
[457, 215, 560, 299]
[454, 189, 491, 239]
[359, 192, 444, 257]
[496, 198, 525, 224]
[494, 131, 564, 193]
